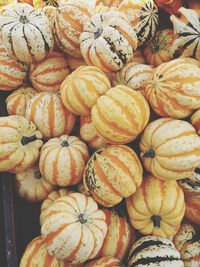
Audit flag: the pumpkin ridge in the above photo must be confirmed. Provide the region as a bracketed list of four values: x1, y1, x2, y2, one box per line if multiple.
[67, 230, 83, 261]
[85, 225, 98, 259]
[43, 251, 54, 266]
[115, 216, 127, 258]
[26, 238, 45, 266]
[52, 147, 62, 185]
[68, 148, 77, 185]
[48, 94, 55, 137]
[130, 255, 181, 266]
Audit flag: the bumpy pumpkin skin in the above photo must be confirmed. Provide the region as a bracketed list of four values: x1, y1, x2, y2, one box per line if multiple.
[84, 145, 143, 207]
[154, 0, 184, 15]
[140, 118, 200, 180]
[85, 256, 124, 267]
[25, 92, 76, 140]
[41, 193, 107, 264]
[39, 135, 89, 187]
[92, 85, 150, 145]
[191, 109, 200, 135]
[119, 0, 159, 47]
[6, 86, 37, 116]
[178, 167, 200, 196]
[173, 223, 200, 267]
[60, 66, 111, 116]
[0, 116, 43, 173]
[0, 3, 54, 63]
[80, 11, 138, 73]
[185, 194, 200, 225]
[144, 58, 200, 119]
[128, 236, 184, 267]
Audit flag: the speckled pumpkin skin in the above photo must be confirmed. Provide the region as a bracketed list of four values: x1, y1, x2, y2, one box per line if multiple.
[85, 256, 124, 267]
[185, 194, 200, 225]
[191, 109, 200, 135]
[178, 167, 200, 196]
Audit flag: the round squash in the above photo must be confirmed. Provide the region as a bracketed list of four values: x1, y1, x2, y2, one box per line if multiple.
[191, 109, 200, 135]
[60, 66, 111, 116]
[91, 85, 150, 144]
[66, 55, 86, 72]
[84, 145, 143, 207]
[29, 51, 70, 93]
[94, 5, 111, 14]
[41, 192, 107, 263]
[185, 194, 200, 225]
[154, 0, 184, 14]
[140, 118, 200, 180]
[39, 135, 89, 187]
[6, 86, 37, 116]
[0, 115, 43, 172]
[178, 167, 200, 196]
[128, 236, 184, 267]
[126, 174, 185, 238]
[25, 92, 76, 140]
[55, 1, 95, 57]
[173, 223, 200, 267]
[119, 0, 159, 46]
[80, 11, 138, 72]
[0, 3, 54, 63]
[85, 257, 124, 267]
[143, 29, 174, 67]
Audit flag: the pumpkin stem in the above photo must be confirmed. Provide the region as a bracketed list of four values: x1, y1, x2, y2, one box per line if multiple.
[151, 215, 161, 228]
[34, 171, 42, 180]
[19, 15, 29, 24]
[141, 149, 155, 158]
[21, 134, 39, 145]
[61, 140, 69, 147]
[78, 213, 88, 224]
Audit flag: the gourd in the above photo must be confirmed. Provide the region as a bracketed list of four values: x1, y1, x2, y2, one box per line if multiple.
[154, 0, 184, 14]
[96, 0, 123, 7]
[85, 257, 124, 267]
[178, 167, 200, 195]
[191, 109, 200, 135]
[185, 194, 200, 225]
[33, 0, 60, 9]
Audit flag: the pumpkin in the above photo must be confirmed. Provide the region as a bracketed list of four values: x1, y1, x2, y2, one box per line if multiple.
[0, 115, 43, 172]
[66, 55, 86, 72]
[33, 0, 60, 9]
[128, 236, 184, 267]
[132, 49, 146, 64]
[94, 5, 111, 14]
[191, 109, 200, 135]
[140, 118, 200, 180]
[96, 0, 122, 7]
[6, 86, 37, 116]
[25, 92, 76, 140]
[60, 66, 111, 116]
[41, 192, 107, 263]
[41, 6, 57, 32]
[0, 44, 28, 91]
[185, 194, 200, 225]
[91, 85, 150, 144]
[83, 145, 143, 207]
[144, 58, 200, 119]
[173, 223, 200, 266]
[143, 29, 174, 67]
[80, 115, 108, 150]
[154, 0, 184, 15]
[85, 257, 124, 267]
[170, 7, 200, 61]
[55, 1, 95, 57]
[29, 51, 70, 93]
[178, 167, 200, 196]
[119, 0, 159, 46]
[39, 135, 89, 187]
[0, 3, 54, 63]
[80, 11, 138, 73]
[126, 174, 185, 238]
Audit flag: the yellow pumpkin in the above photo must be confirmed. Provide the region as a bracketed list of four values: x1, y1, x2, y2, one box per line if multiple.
[60, 66, 111, 116]
[191, 109, 200, 135]
[126, 174, 185, 238]
[41, 192, 107, 263]
[66, 55, 86, 72]
[85, 257, 124, 267]
[140, 118, 200, 180]
[185, 194, 200, 225]
[91, 85, 150, 144]
[84, 145, 143, 207]
[0, 115, 43, 172]
[25, 92, 76, 140]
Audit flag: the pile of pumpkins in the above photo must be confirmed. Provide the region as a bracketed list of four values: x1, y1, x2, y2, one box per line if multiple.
[0, 0, 200, 266]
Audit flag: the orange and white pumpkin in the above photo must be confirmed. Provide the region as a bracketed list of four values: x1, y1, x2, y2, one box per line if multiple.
[185, 194, 200, 225]
[144, 58, 200, 119]
[91, 85, 150, 144]
[25, 92, 76, 139]
[18, 0, 33, 4]
[126, 174, 185, 238]
[94, 5, 111, 14]
[140, 118, 200, 180]
[55, 1, 95, 57]
[191, 109, 200, 135]
[84, 145, 143, 207]
[80, 11, 138, 72]
[66, 55, 86, 72]
[0, 3, 54, 63]
[29, 51, 70, 93]
[0, 115, 43, 172]
[60, 66, 111, 116]
[6, 86, 37, 116]
[178, 167, 200, 196]
[41, 192, 107, 263]
[39, 135, 89, 186]
[85, 256, 124, 267]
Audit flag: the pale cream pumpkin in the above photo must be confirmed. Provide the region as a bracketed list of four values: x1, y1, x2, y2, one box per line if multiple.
[185, 194, 200, 225]
[85, 257, 124, 267]
[191, 109, 200, 135]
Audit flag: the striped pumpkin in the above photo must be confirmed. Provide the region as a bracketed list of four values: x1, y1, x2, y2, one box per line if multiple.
[143, 29, 174, 67]
[55, 1, 95, 57]
[91, 85, 150, 144]
[60, 66, 111, 116]
[178, 167, 200, 196]
[191, 109, 200, 135]
[128, 236, 184, 267]
[140, 118, 200, 180]
[144, 58, 200, 119]
[126, 175, 185, 238]
[41, 6, 57, 32]
[185, 194, 200, 225]
[80, 11, 138, 73]
[16, 163, 55, 202]
[0, 115, 43, 172]
[119, 0, 159, 46]
[25, 92, 76, 140]
[6, 86, 37, 116]
[85, 257, 124, 267]
[18, 0, 33, 4]
[173, 223, 200, 267]
[83, 145, 143, 207]
[66, 55, 86, 72]
[0, 44, 28, 91]
[94, 5, 112, 14]
[0, 3, 54, 63]
[41, 192, 107, 263]
[29, 51, 70, 93]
